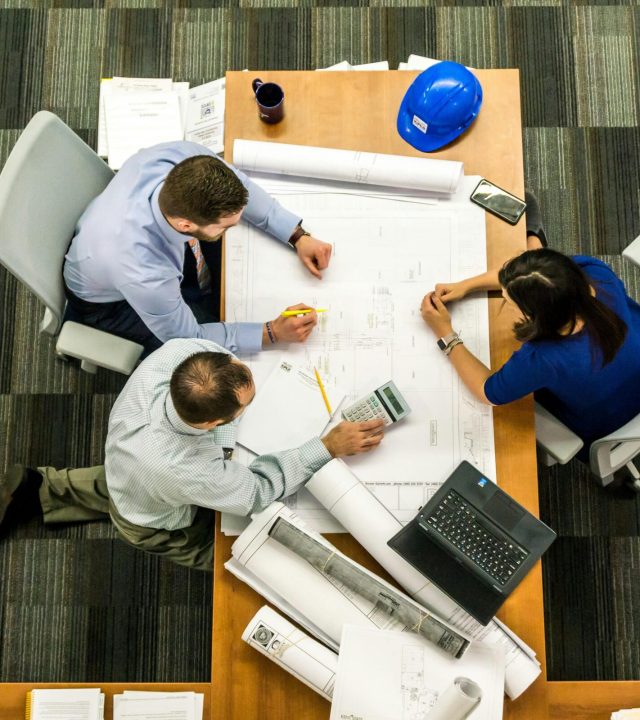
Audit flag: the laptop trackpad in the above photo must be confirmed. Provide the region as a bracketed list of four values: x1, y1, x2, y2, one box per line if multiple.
[388, 523, 503, 626]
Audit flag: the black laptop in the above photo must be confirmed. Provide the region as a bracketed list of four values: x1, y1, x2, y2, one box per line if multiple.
[387, 461, 556, 625]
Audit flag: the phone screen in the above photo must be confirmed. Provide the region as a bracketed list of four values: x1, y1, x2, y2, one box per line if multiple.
[471, 180, 526, 224]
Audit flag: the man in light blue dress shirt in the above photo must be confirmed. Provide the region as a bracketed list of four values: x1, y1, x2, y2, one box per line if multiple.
[64, 141, 333, 355]
[0, 339, 384, 571]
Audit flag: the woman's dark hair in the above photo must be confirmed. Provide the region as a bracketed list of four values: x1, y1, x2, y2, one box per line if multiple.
[170, 352, 253, 425]
[498, 249, 627, 366]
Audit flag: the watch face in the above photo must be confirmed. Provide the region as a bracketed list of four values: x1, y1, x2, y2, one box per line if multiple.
[437, 338, 447, 351]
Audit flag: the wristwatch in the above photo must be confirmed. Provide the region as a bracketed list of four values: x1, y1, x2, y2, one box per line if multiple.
[437, 331, 462, 356]
[288, 224, 310, 249]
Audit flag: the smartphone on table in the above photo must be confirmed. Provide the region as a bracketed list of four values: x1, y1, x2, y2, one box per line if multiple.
[470, 179, 527, 225]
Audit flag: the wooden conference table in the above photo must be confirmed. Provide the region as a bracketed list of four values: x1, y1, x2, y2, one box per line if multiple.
[1, 70, 638, 720]
[211, 70, 640, 720]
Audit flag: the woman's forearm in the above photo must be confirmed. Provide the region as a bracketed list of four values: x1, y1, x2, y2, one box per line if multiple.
[447, 342, 493, 404]
[462, 269, 501, 294]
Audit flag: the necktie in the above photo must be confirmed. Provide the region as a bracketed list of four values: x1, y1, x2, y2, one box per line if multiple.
[187, 238, 211, 291]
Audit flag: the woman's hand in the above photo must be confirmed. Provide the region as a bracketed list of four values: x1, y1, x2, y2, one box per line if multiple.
[420, 292, 454, 338]
[433, 280, 469, 304]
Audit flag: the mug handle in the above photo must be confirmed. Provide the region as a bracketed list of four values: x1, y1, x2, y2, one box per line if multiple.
[252, 78, 263, 94]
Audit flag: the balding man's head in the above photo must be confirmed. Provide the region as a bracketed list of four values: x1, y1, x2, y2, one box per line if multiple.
[170, 352, 254, 426]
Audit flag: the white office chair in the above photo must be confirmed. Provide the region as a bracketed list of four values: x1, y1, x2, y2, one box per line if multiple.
[535, 402, 640, 491]
[622, 234, 640, 269]
[0, 111, 143, 374]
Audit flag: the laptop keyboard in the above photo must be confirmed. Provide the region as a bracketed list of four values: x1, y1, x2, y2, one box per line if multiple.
[423, 490, 529, 586]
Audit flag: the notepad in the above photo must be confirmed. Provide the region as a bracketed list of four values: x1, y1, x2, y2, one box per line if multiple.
[26, 688, 104, 720]
[113, 691, 203, 720]
[237, 359, 344, 456]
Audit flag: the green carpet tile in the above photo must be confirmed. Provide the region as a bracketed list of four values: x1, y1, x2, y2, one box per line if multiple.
[1, 0, 640, 683]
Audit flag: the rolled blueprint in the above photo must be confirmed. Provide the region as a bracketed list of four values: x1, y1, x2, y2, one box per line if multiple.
[242, 606, 338, 701]
[306, 460, 542, 700]
[306, 459, 457, 619]
[230, 504, 470, 660]
[233, 139, 464, 194]
[427, 677, 483, 720]
[269, 517, 469, 659]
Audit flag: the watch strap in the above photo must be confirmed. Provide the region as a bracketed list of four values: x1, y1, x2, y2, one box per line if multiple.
[288, 224, 310, 248]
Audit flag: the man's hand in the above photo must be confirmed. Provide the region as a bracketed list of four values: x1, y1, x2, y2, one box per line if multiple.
[321, 419, 385, 457]
[420, 292, 454, 338]
[433, 280, 469, 304]
[266, 303, 318, 344]
[295, 235, 332, 279]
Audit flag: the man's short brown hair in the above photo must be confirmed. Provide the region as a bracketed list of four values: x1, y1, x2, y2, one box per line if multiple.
[158, 155, 249, 225]
[170, 351, 253, 425]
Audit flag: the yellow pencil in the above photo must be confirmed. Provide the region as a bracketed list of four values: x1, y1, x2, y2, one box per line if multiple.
[280, 308, 328, 317]
[314, 367, 333, 416]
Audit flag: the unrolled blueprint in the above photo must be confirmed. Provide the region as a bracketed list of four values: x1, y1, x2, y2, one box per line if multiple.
[330, 626, 504, 720]
[224, 168, 496, 531]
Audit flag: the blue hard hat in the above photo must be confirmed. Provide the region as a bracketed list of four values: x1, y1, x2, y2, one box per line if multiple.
[397, 61, 483, 152]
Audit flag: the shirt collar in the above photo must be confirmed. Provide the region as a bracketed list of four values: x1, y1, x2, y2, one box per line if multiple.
[150, 183, 190, 247]
[164, 394, 210, 436]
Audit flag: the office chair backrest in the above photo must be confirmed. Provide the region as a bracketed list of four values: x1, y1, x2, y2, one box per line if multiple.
[589, 412, 640, 484]
[0, 111, 114, 333]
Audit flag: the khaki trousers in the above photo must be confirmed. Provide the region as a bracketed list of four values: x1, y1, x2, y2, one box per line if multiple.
[38, 465, 215, 572]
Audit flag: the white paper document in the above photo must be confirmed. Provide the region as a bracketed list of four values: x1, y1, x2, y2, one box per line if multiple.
[242, 605, 338, 700]
[233, 139, 464, 194]
[317, 60, 389, 71]
[97, 77, 174, 158]
[237, 358, 343, 455]
[305, 459, 541, 700]
[29, 688, 103, 720]
[225, 167, 496, 534]
[185, 77, 226, 154]
[330, 626, 504, 720]
[114, 692, 201, 720]
[105, 91, 183, 170]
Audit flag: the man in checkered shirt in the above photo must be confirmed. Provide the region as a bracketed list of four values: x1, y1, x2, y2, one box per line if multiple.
[0, 339, 384, 571]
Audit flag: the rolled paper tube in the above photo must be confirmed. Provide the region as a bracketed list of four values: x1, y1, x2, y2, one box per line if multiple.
[427, 676, 483, 720]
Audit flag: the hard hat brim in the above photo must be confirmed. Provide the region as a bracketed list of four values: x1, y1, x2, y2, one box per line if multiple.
[396, 92, 469, 153]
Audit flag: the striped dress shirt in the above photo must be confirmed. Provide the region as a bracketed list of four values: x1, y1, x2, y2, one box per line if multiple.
[105, 338, 332, 530]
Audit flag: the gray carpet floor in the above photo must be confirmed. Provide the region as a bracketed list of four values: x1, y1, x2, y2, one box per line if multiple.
[1, 0, 639, 683]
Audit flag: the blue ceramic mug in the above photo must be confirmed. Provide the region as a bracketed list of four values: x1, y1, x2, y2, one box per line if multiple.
[252, 78, 285, 124]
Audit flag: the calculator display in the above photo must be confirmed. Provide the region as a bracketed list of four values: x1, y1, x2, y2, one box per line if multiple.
[383, 387, 404, 415]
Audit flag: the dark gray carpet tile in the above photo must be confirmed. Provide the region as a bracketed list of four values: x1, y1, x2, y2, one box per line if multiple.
[543, 536, 617, 680]
[435, 7, 510, 68]
[572, 6, 639, 127]
[102, 8, 173, 77]
[523, 128, 640, 256]
[0, 9, 48, 128]
[310, 7, 389, 68]
[170, 8, 246, 82]
[42, 8, 107, 130]
[0, 393, 115, 473]
[384, 7, 437, 67]
[538, 458, 640, 538]
[507, 7, 578, 127]
[543, 537, 640, 680]
[0, 537, 212, 682]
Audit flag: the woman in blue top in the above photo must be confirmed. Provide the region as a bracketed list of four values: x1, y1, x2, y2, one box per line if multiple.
[420, 234, 640, 460]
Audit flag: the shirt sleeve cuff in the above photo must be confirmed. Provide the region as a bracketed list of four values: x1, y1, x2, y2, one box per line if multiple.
[272, 208, 303, 245]
[235, 322, 264, 354]
[297, 436, 333, 473]
[212, 421, 238, 449]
